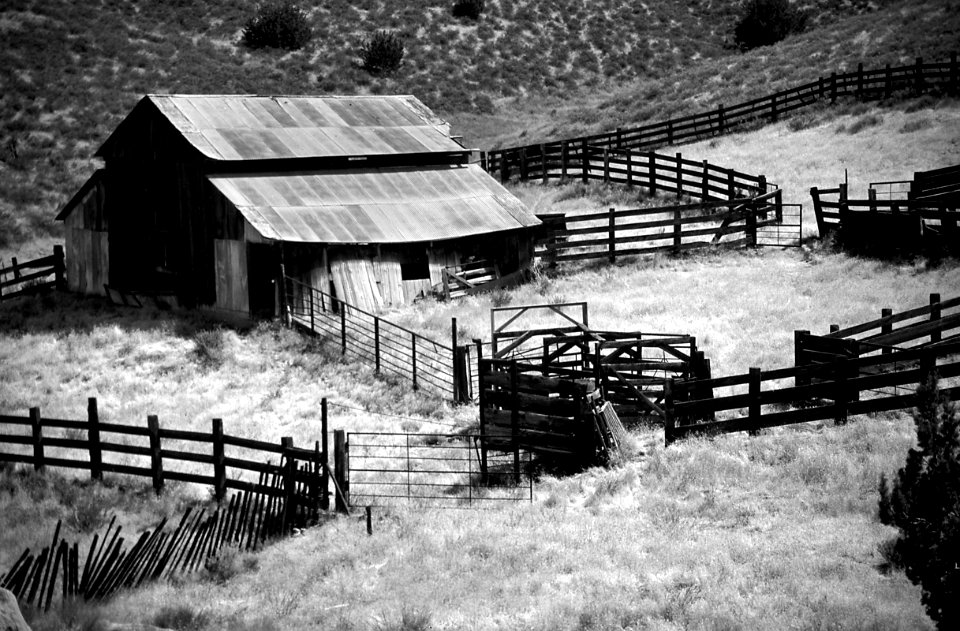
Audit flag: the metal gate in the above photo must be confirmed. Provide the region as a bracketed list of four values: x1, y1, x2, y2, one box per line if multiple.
[347, 432, 534, 507]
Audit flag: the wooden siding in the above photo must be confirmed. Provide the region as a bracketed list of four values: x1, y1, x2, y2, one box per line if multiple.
[213, 239, 249, 314]
[65, 226, 108, 296]
[330, 255, 383, 312]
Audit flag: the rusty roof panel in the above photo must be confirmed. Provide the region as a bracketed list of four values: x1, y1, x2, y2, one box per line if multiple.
[208, 165, 540, 244]
[133, 94, 460, 161]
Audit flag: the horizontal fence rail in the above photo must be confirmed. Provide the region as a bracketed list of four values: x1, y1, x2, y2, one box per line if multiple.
[486, 55, 959, 183]
[347, 432, 534, 507]
[0, 245, 65, 301]
[0, 397, 330, 507]
[664, 340, 960, 444]
[283, 277, 473, 402]
[816, 293, 960, 350]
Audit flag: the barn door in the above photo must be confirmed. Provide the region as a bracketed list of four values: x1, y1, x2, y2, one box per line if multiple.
[247, 243, 281, 318]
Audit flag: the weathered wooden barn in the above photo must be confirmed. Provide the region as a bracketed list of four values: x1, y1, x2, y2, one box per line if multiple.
[57, 94, 540, 315]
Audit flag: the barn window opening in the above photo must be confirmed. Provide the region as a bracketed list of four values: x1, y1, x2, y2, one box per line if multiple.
[400, 253, 430, 281]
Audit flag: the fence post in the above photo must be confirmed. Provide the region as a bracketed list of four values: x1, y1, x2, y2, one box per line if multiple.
[519, 147, 528, 181]
[30, 407, 44, 473]
[212, 418, 226, 501]
[794, 330, 810, 387]
[320, 398, 329, 510]
[477, 352, 489, 481]
[835, 359, 850, 426]
[451, 318, 459, 401]
[561, 141, 568, 180]
[333, 429, 349, 513]
[675, 153, 682, 199]
[663, 378, 675, 447]
[830, 72, 837, 102]
[648, 151, 656, 197]
[673, 207, 682, 254]
[499, 151, 508, 184]
[701, 161, 709, 200]
[87, 397, 102, 481]
[717, 104, 725, 135]
[608, 207, 616, 263]
[340, 302, 347, 355]
[581, 139, 589, 183]
[746, 203, 758, 247]
[626, 150, 633, 187]
[919, 347, 936, 387]
[868, 188, 878, 213]
[374, 317, 381, 374]
[11, 257, 20, 280]
[770, 94, 777, 122]
[810, 187, 826, 237]
[885, 64, 892, 98]
[480, 151, 488, 172]
[603, 149, 610, 183]
[748, 368, 761, 436]
[411, 333, 418, 391]
[666, 119, 673, 145]
[930, 293, 942, 343]
[147, 415, 163, 495]
[915, 56, 923, 96]
[774, 189, 783, 223]
[510, 360, 520, 484]
[540, 143, 548, 184]
[727, 170, 736, 200]
[53, 245, 65, 291]
[309, 287, 315, 331]
[616, 127, 622, 149]
[881, 308, 893, 355]
[838, 182, 849, 239]
[280, 437, 294, 533]
[857, 62, 864, 98]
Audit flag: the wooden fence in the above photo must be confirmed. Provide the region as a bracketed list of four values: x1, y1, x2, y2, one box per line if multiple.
[486, 54, 960, 182]
[478, 358, 626, 467]
[441, 259, 526, 300]
[284, 277, 472, 403]
[810, 183, 959, 252]
[797, 293, 960, 361]
[0, 246, 65, 301]
[0, 397, 330, 504]
[537, 190, 798, 265]
[665, 340, 960, 444]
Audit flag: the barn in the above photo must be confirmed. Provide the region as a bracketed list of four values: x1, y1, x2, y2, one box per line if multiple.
[56, 94, 540, 315]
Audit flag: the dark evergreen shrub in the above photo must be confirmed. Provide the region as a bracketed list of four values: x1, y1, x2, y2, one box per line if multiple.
[360, 30, 405, 76]
[452, 0, 485, 20]
[733, 0, 808, 50]
[878, 376, 960, 630]
[242, 2, 313, 51]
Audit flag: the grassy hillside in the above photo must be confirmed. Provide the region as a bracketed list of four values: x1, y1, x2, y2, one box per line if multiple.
[2, 0, 956, 258]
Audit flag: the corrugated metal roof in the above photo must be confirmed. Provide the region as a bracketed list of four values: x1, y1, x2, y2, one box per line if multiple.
[108, 94, 464, 161]
[208, 165, 541, 244]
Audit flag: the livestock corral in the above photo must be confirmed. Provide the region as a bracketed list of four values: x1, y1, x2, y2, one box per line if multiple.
[2, 54, 960, 631]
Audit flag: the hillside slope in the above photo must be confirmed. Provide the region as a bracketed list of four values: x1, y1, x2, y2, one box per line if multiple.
[1, 0, 952, 258]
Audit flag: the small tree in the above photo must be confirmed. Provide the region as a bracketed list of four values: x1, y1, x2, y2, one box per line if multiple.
[360, 30, 405, 76]
[733, 0, 808, 51]
[452, 0, 485, 20]
[879, 375, 960, 630]
[242, 2, 313, 51]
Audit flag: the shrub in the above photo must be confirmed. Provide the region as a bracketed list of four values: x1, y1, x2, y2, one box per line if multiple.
[452, 0, 485, 20]
[242, 2, 313, 51]
[360, 30, 405, 76]
[733, 0, 808, 50]
[151, 604, 210, 631]
[878, 377, 960, 630]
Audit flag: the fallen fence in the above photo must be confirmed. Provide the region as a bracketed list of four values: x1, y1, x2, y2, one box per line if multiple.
[284, 276, 473, 403]
[486, 54, 960, 183]
[664, 340, 960, 445]
[0, 461, 319, 611]
[347, 432, 534, 507]
[0, 246, 65, 301]
[537, 190, 799, 265]
[441, 259, 526, 300]
[0, 397, 329, 505]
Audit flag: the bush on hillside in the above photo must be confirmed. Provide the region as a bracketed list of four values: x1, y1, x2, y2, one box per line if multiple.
[733, 0, 808, 50]
[878, 376, 960, 630]
[242, 2, 313, 51]
[452, 0, 485, 20]
[360, 30, 405, 76]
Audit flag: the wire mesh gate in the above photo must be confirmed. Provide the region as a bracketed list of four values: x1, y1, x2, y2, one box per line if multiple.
[347, 432, 534, 507]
